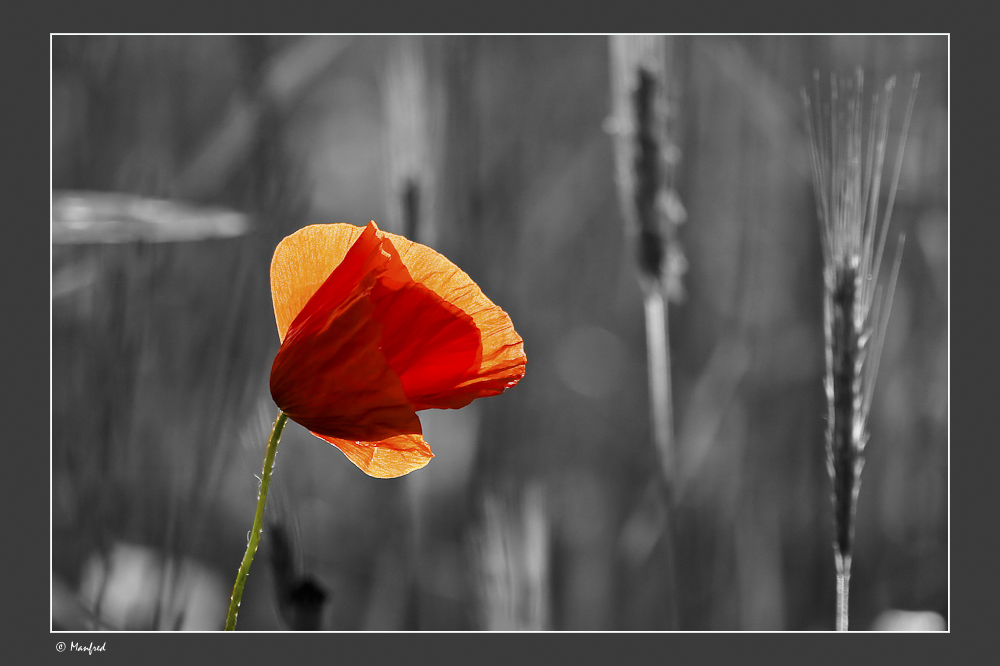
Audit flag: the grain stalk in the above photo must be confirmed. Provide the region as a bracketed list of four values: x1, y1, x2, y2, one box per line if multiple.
[609, 35, 687, 629]
[382, 34, 437, 629]
[803, 70, 917, 631]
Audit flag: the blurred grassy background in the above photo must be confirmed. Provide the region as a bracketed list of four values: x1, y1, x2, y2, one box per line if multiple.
[51, 35, 947, 631]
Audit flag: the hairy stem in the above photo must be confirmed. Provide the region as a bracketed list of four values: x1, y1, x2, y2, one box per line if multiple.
[225, 410, 288, 630]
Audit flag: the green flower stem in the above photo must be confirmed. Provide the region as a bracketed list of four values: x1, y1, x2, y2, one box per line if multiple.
[225, 410, 288, 631]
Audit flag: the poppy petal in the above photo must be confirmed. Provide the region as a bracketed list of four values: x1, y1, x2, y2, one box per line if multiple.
[272, 221, 410, 344]
[368, 231, 526, 407]
[268, 220, 525, 478]
[270, 222, 526, 409]
[270, 286, 421, 443]
[369, 275, 483, 410]
[314, 431, 433, 478]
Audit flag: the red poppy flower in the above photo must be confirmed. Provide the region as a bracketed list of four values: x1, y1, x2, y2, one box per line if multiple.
[269, 221, 526, 478]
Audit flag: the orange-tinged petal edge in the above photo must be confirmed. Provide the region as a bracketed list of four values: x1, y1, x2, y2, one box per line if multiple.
[315, 431, 434, 478]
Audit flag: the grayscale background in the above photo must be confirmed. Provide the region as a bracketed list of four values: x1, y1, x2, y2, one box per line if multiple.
[51, 34, 947, 631]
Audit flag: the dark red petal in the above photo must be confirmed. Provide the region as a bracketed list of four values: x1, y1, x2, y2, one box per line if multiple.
[373, 231, 527, 405]
[270, 289, 421, 443]
[368, 275, 483, 411]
